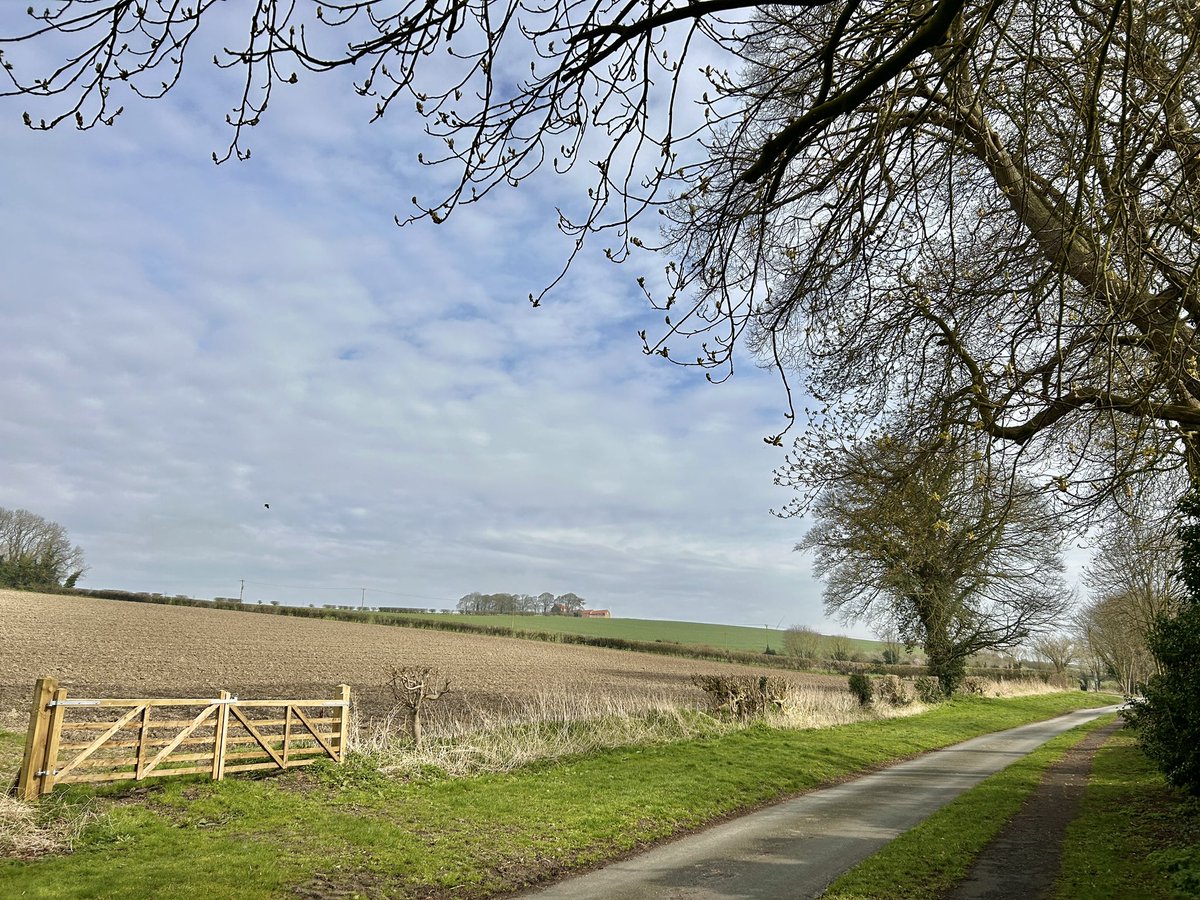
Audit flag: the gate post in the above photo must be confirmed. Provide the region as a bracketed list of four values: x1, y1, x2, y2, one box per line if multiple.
[16, 676, 57, 801]
[336, 684, 351, 762]
[212, 690, 231, 780]
[39, 686, 69, 796]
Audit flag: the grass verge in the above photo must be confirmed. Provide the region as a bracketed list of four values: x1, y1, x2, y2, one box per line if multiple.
[1056, 728, 1200, 899]
[356, 677, 1065, 779]
[0, 692, 1116, 899]
[821, 713, 1118, 899]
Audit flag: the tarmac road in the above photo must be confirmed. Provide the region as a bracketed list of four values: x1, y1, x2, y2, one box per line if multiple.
[519, 704, 1122, 900]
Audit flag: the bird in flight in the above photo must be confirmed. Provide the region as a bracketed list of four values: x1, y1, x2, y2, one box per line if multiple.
[264, 503, 270, 509]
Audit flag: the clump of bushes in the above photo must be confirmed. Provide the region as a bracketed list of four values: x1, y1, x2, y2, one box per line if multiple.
[873, 674, 912, 706]
[847, 672, 873, 706]
[913, 675, 944, 704]
[693, 674, 791, 719]
[960, 676, 988, 696]
[1126, 488, 1200, 796]
[847, 673, 913, 707]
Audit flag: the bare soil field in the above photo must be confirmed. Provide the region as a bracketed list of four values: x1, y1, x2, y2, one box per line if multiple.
[0, 589, 843, 726]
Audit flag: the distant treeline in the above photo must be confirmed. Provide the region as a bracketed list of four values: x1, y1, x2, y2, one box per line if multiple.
[455, 591, 587, 615]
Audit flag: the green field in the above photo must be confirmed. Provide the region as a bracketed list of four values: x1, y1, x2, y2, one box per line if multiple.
[380, 612, 885, 655]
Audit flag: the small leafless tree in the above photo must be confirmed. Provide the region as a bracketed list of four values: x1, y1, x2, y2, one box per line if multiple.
[1078, 510, 1184, 695]
[1031, 636, 1077, 679]
[827, 635, 854, 662]
[874, 626, 906, 666]
[781, 625, 822, 661]
[385, 665, 452, 748]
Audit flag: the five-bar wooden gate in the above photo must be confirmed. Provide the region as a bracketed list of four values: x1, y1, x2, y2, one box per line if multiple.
[14, 676, 350, 801]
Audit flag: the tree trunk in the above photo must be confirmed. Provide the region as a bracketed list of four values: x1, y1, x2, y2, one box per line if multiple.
[923, 618, 966, 696]
[407, 703, 423, 748]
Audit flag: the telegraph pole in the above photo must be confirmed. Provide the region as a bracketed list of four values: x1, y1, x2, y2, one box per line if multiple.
[239, 579, 244, 603]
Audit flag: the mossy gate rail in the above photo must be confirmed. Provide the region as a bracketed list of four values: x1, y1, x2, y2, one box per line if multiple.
[12, 676, 350, 801]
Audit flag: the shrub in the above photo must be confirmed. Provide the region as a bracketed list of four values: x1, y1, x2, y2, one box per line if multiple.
[873, 674, 912, 706]
[1128, 602, 1200, 795]
[927, 653, 967, 696]
[847, 672, 873, 706]
[830, 636, 853, 662]
[960, 676, 988, 696]
[692, 674, 791, 719]
[913, 675, 944, 704]
[1127, 488, 1200, 796]
[781, 625, 822, 661]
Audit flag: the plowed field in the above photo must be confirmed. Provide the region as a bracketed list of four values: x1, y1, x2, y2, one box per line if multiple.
[0, 590, 841, 723]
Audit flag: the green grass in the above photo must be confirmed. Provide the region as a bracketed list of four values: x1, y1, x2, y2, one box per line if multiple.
[1056, 728, 1200, 899]
[821, 713, 1119, 899]
[0, 728, 25, 781]
[386, 612, 885, 655]
[0, 693, 1116, 899]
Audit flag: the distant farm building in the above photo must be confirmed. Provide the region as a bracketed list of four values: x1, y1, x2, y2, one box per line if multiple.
[580, 609, 611, 618]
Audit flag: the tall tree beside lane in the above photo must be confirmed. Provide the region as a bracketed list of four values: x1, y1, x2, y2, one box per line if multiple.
[799, 429, 1070, 695]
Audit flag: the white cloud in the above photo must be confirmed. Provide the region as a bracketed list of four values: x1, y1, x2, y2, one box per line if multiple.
[0, 8, 849, 634]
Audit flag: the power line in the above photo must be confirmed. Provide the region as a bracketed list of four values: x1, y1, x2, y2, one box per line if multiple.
[240, 580, 458, 605]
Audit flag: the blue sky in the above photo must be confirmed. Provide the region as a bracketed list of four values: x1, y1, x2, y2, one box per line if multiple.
[0, 9, 848, 633]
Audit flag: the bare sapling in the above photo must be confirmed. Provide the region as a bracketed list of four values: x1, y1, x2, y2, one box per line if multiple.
[385, 665, 451, 747]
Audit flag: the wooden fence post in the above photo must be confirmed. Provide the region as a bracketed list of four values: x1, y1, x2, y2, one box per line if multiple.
[39, 686, 69, 796]
[16, 676, 56, 802]
[337, 684, 351, 762]
[212, 690, 231, 780]
[283, 705, 293, 765]
[135, 705, 152, 780]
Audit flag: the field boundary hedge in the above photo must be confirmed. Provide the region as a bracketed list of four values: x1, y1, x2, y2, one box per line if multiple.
[43, 587, 1049, 683]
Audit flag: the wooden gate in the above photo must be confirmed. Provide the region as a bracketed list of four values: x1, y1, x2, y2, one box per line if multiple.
[14, 677, 350, 801]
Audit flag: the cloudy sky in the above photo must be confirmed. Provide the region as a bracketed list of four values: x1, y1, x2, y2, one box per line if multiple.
[0, 8, 856, 634]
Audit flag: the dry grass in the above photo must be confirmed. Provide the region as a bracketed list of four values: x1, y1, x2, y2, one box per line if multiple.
[354, 691, 733, 777]
[0, 794, 98, 860]
[1006, 677, 1075, 696]
[965, 676, 1069, 698]
[351, 680, 937, 778]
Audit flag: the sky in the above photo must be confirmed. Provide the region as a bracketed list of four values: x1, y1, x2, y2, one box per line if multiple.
[0, 8, 850, 633]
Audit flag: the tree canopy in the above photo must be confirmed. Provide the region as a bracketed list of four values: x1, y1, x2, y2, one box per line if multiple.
[1078, 507, 1182, 692]
[455, 590, 586, 614]
[3, 1, 1198, 511]
[0, 506, 86, 590]
[799, 430, 1069, 693]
